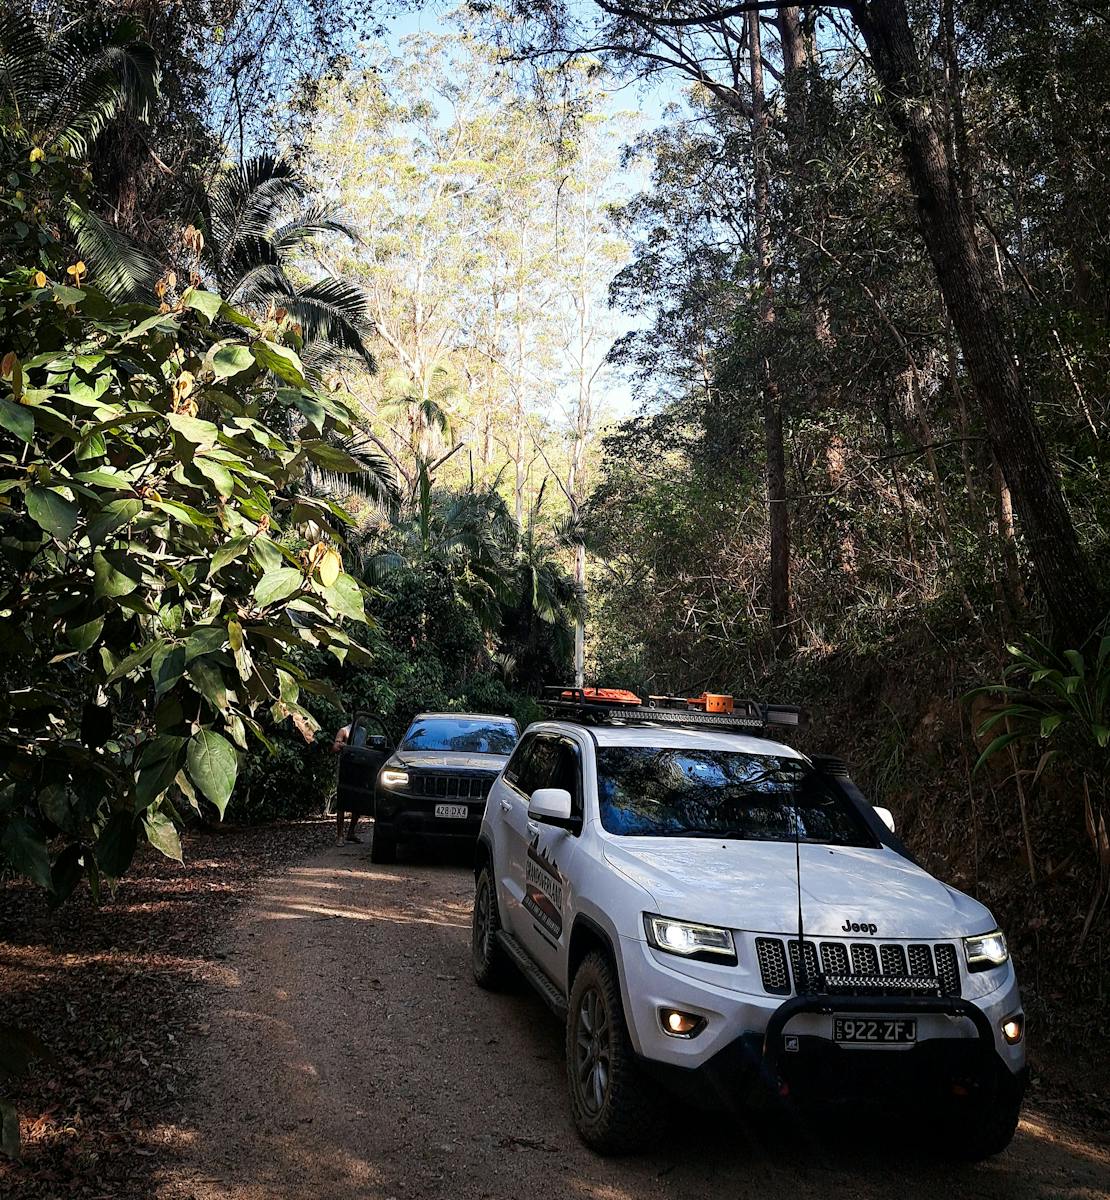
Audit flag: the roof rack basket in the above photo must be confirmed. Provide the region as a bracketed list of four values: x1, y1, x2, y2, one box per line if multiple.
[541, 687, 806, 734]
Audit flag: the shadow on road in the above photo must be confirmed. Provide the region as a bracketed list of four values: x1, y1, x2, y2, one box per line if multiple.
[161, 839, 1110, 1200]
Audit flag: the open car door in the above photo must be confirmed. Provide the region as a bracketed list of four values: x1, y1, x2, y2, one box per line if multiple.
[336, 713, 392, 815]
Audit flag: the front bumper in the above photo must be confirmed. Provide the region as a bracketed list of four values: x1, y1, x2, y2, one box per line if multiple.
[375, 789, 486, 842]
[618, 933, 1025, 1102]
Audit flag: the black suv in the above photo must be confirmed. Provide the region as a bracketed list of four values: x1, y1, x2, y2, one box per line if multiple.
[370, 712, 519, 863]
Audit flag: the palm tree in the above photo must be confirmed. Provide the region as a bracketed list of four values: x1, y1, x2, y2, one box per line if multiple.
[0, 7, 161, 299]
[362, 461, 518, 634]
[199, 154, 375, 378]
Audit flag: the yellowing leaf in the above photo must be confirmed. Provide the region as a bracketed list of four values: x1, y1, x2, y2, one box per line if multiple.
[318, 547, 342, 588]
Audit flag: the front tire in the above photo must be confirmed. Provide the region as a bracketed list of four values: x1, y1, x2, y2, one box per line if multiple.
[942, 1071, 1024, 1161]
[472, 865, 511, 989]
[370, 824, 397, 864]
[566, 950, 662, 1154]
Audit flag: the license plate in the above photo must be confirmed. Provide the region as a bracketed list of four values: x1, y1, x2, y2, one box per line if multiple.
[434, 803, 468, 819]
[833, 1017, 917, 1044]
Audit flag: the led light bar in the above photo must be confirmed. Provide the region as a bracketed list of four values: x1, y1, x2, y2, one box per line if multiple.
[822, 975, 942, 995]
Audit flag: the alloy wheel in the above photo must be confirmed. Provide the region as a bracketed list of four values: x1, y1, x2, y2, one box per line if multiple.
[574, 986, 611, 1115]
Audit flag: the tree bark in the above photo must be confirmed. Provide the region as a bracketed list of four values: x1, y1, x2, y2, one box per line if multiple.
[849, 0, 1099, 644]
[749, 10, 793, 655]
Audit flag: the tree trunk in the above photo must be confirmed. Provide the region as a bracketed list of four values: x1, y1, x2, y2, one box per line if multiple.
[749, 10, 792, 656]
[850, 0, 1098, 644]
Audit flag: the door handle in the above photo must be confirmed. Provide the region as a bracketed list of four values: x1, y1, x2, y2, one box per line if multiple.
[499, 798, 512, 813]
[527, 820, 540, 835]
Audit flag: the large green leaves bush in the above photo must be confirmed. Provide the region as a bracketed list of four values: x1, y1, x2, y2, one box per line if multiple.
[0, 148, 371, 900]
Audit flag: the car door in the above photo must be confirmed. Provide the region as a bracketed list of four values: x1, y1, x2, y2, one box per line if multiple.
[336, 712, 391, 814]
[511, 734, 585, 983]
[492, 731, 541, 933]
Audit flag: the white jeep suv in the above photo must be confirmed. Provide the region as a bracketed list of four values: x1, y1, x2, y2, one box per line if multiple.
[471, 700, 1026, 1160]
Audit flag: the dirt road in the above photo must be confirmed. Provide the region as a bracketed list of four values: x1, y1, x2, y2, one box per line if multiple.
[160, 839, 1109, 1200]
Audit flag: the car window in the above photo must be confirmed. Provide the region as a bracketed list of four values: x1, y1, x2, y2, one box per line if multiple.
[510, 735, 581, 813]
[400, 717, 518, 754]
[595, 747, 878, 846]
[504, 734, 537, 791]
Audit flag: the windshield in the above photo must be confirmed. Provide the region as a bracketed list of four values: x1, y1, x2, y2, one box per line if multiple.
[595, 746, 877, 846]
[401, 717, 518, 755]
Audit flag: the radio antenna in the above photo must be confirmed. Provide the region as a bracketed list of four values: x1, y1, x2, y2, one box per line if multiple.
[793, 767, 809, 995]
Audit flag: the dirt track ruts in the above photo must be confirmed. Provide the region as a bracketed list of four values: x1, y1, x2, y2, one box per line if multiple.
[159, 837, 1110, 1200]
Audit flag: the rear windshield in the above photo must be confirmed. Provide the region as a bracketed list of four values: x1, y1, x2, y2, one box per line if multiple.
[595, 746, 877, 846]
[401, 718, 518, 755]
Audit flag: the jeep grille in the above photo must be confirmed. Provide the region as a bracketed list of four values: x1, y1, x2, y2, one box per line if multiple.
[409, 772, 493, 801]
[755, 937, 963, 998]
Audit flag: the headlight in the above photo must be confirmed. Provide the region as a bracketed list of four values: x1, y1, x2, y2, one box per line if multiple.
[644, 914, 736, 965]
[963, 930, 1008, 971]
[379, 769, 409, 789]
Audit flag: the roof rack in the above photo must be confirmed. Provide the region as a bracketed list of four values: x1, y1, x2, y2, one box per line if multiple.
[541, 687, 806, 735]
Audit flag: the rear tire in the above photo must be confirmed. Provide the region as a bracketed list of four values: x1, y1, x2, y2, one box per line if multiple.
[566, 950, 663, 1154]
[471, 866, 511, 989]
[370, 824, 397, 864]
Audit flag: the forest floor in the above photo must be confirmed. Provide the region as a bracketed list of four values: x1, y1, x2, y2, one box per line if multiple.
[2, 822, 1108, 1200]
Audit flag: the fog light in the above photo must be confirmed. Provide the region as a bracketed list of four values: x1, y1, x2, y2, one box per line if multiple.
[1001, 1015, 1024, 1045]
[660, 1008, 705, 1038]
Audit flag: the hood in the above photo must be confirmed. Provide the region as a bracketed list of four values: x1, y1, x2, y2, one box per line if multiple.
[604, 838, 994, 940]
[391, 750, 508, 773]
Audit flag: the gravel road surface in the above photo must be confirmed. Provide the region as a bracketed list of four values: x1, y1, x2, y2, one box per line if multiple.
[161, 838, 1109, 1200]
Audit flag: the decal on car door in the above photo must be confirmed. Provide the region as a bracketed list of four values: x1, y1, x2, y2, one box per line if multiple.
[524, 834, 564, 938]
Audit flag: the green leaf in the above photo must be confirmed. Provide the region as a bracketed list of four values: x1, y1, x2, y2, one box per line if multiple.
[1040, 714, 1063, 738]
[972, 732, 1023, 774]
[254, 567, 302, 606]
[211, 344, 255, 379]
[166, 412, 219, 448]
[252, 340, 305, 386]
[151, 643, 186, 694]
[50, 843, 84, 907]
[187, 657, 228, 710]
[25, 486, 78, 541]
[106, 637, 164, 683]
[210, 535, 250, 576]
[1, 817, 52, 890]
[322, 572, 366, 623]
[302, 440, 363, 473]
[66, 615, 104, 651]
[96, 811, 137, 878]
[194, 455, 235, 498]
[72, 468, 135, 490]
[1094, 725, 1110, 748]
[93, 549, 141, 598]
[186, 730, 238, 818]
[0, 397, 33, 442]
[181, 288, 224, 322]
[88, 497, 142, 545]
[143, 809, 182, 863]
[135, 735, 187, 809]
[185, 625, 227, 661]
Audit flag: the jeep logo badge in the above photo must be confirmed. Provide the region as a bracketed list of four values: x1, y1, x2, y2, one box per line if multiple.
[841, 918, 878, 935]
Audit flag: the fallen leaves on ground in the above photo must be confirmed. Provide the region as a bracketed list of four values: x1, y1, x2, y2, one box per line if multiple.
[0, 820, 332, 1198]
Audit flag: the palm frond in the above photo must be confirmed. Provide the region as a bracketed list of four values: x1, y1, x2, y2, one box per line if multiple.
[64, 199, 159, 301]
[272, 202, 359, 255]
[281, 278, 375, 367]
[0, 12, 157, 158]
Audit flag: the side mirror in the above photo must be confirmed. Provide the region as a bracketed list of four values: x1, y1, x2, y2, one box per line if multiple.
[529, 787, 574, 828]
[874, 806, 895, 833]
